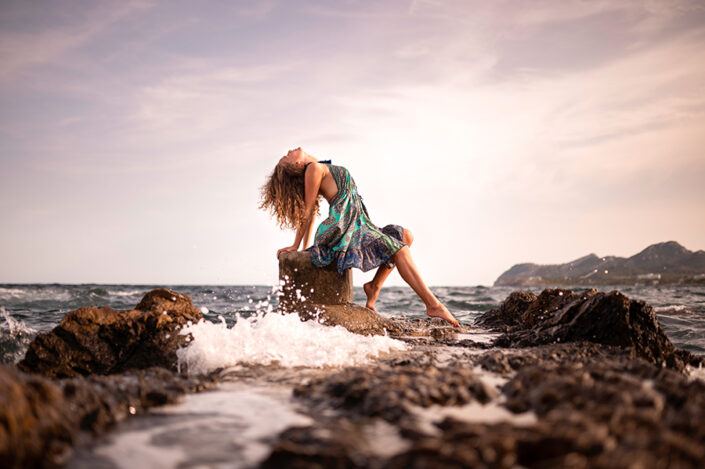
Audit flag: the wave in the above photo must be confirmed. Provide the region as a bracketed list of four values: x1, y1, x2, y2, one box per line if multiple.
[176, 312, 406, 375]
[0, 307, 37, 364]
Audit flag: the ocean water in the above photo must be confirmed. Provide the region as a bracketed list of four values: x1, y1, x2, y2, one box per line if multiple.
[4, 283, 703, 469]
[1, 283, 704, 366]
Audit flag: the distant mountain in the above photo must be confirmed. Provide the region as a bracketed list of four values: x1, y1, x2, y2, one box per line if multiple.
[494, 241, 705, 286]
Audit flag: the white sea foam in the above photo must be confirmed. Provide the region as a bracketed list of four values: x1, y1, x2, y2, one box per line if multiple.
[0, 286, 71, 302]
[176, 312, 406, 374]
[654, 305, 689, 313]
[107, 289, 145, 297]
[0, 307, 38, 364]
[686, 363, 705, 383]
[410, 401, 536, 435]
[1, 307, 36, 337]
[456, 327, 501, 344]
[91, 383, 312, 469]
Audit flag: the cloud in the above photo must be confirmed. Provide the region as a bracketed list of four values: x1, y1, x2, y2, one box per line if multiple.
[0, 1, 155, 82]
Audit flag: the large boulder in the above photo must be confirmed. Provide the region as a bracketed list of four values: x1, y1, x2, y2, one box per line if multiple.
[278, 250, 401, 337]
[18, 289, 202, 378]
[278, 250, 353, 308]
[475, 288, 695, 370]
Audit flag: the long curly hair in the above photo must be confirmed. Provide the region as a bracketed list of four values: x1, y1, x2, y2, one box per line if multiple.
[259, 161, 320, 229]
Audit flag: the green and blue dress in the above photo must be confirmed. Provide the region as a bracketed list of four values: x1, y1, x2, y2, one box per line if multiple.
[307, 161, 407, 275]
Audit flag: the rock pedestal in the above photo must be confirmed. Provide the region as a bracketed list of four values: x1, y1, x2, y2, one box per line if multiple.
[278, 250, 352, 308]
[277, 251, 399, 336]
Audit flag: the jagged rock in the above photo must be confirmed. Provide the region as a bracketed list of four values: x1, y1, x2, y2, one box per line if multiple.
[0, 364, 213, 469]
[294, 364, 496, 423]
[268, 347, 705, 469]
[474, 291, 537, 330]
[18, 289, 202, 378]
[475, 288, 696, 370]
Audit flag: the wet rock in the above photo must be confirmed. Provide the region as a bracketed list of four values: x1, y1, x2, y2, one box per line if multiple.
[477, 343, 631, 376]
[0, 364, 213, 469]
[260, 422, 372, 469]
[18, 288, 203, 378]
[281, 349, 705, 469]
[278, 250, 352, 307]
[475, 288, 694, 370]
[294, 364, 496, 423]
[278, 251, 408, 337]
[474, 290, 537, 330]
[306, 303, 403, 336]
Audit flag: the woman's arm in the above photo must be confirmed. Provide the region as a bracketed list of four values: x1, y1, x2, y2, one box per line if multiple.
[302, 214, 316, 249]
[277, 164, 323, 258]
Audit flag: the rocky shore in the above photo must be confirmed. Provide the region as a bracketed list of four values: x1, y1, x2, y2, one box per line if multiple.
[2, 287, 704, 468]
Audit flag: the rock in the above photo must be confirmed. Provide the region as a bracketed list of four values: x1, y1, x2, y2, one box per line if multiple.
[269, 344, 705, 469]
[474, 291, 537, 329]
[294, 363, 496, 423]
[18, 288, 203, 378]
[475, 288, 696, 370]
[0, 364, 213, 469]
[302, 303, 402, 336]
[278, 250, 352, 307]
[278, 250, 403, 337]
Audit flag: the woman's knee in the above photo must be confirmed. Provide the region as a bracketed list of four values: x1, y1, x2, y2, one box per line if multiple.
[393, 245, 410, 263]
[403, 228, 414, 246]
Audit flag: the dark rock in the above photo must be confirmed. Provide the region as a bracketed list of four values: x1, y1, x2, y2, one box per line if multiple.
[475, 288, 693, 370]
[474, 291, 537, 329]
[294, 364, 496, 423]
[476, 342, 631, 376]
[0, 364, 213, 469]
[260, 422, 371, 469]
[18, 288, 203, 378]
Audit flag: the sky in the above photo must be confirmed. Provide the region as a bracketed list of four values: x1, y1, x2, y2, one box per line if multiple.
[1, 0, 704, 287]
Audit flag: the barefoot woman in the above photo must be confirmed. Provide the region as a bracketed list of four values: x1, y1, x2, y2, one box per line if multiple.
[260, 147, 459, 327]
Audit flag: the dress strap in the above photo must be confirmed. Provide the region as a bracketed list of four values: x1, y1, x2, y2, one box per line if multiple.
[304, 159, 332, 169]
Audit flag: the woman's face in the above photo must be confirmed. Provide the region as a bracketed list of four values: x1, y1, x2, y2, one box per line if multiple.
[280, 147, 305, 168]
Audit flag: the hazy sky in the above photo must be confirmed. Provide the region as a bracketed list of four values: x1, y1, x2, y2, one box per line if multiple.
[1, 0, 704, 286]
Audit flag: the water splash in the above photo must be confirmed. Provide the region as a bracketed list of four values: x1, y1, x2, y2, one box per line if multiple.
[0, 307, 38, 364]
[176, 311, 406, 375]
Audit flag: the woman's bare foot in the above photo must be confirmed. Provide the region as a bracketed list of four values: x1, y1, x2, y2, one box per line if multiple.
[363, 281, 380, 312]
[427, 302, 460, 327]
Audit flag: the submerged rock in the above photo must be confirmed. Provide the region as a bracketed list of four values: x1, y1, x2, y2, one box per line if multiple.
[18, 289, 202, 378]
[475, 288, 699, 370]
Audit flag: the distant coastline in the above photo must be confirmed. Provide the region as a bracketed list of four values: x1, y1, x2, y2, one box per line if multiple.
[494, 241, 705, 287]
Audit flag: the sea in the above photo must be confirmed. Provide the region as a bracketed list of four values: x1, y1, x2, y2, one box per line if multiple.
[2, 283, 704, 367]
[2, 283, 705, 468]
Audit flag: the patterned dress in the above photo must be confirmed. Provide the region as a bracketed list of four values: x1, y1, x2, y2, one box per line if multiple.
[308, 162, 407, 275]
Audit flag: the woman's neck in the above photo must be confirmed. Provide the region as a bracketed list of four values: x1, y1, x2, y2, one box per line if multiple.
[301, 152, 318, 164]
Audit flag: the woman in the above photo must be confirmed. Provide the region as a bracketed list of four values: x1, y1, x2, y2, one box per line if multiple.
[260, 147, 459, 327]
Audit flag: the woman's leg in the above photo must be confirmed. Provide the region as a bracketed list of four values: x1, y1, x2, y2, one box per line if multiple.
[392, 246, 460, 327]
[364, 229, 414, 311]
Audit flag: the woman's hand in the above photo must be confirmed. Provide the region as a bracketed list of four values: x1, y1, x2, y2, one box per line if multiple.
[276, 245, 298, 259]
